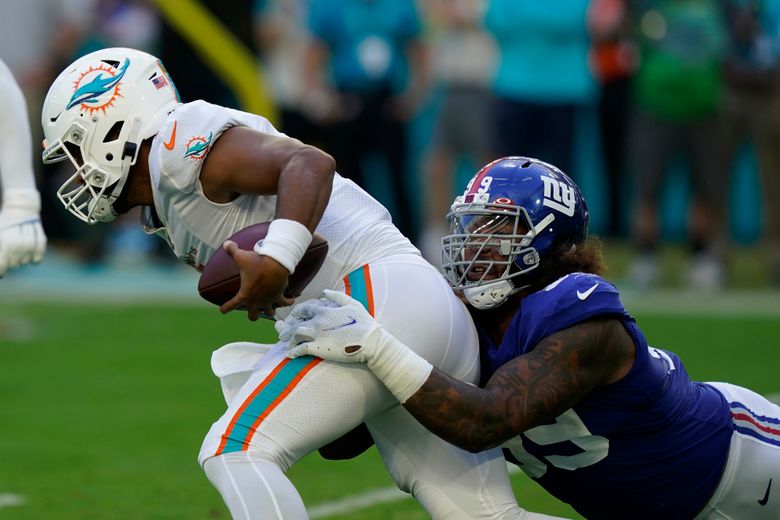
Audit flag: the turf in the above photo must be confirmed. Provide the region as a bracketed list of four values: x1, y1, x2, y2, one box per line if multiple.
[0, 302, 777, 519]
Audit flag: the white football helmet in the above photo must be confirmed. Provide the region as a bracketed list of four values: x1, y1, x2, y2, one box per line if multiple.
[41, 47, 180, 223]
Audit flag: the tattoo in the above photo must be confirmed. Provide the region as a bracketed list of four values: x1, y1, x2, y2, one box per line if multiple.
[404, 318, 633, 452]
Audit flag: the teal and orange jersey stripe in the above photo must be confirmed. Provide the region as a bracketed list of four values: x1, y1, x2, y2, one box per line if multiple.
[215, 355, 322, 456]
[344, 264, 375, 317]
[214, 264, 374, 456]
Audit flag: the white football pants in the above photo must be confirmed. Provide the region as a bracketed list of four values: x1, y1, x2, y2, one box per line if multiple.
[199, 254, 550, 519]
[695, 382, 780, 519]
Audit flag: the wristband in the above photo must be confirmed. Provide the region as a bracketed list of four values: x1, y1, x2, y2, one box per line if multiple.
[253, 218, 312, 274]
[369, 329, 434, 403]
[2, 189, 41, 213]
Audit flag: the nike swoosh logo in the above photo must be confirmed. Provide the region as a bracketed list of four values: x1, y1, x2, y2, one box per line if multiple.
[322, 317, 357, 332]
[759, 478, 772, 506]
[577, 283, 599, 301]
[163, 121, 177, 150]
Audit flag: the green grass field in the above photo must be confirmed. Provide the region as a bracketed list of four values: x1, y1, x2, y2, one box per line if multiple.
[0, 298, 778, 519]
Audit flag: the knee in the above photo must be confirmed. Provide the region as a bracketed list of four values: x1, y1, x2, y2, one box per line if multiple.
[198, 422, 289, 471]
[201, 450, 283, 484]
[200, 444, 288, 473]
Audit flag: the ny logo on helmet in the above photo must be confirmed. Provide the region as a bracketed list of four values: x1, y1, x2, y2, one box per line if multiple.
[541, 176, 576, 217]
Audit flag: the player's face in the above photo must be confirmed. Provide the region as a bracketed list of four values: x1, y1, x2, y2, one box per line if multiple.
[462, 213, 527, 281]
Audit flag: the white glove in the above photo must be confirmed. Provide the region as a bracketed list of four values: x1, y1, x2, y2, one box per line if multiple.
[280, 290, 433, 402]
[274, 298, 329, 342]
[281, 291, 382, 362]
[0, 189, 46, 277]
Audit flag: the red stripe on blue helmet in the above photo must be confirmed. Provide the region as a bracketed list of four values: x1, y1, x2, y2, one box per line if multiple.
[463, 158, 503, 203]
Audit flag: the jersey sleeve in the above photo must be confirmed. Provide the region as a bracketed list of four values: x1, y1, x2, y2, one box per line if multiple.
[152, 100, 279, 194]
[521, 273, 627, 347]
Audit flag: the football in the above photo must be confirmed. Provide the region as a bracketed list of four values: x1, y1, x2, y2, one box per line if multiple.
[198, 222, 329, 307]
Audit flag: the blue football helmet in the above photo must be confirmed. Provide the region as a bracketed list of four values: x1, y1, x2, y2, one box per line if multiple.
[441, 157, 589, 309]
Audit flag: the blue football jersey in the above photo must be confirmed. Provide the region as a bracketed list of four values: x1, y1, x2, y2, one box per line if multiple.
[476, 273, 733, 519]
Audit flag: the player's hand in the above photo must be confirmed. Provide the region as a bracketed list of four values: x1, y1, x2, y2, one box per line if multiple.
[0, 206, 47, 277]
[279, 290, 382, 362]
[220, 240, 295, 321]
[274, 298, 317, 341]
[280, 290, 434, 403]
[274, 295, 347, 343]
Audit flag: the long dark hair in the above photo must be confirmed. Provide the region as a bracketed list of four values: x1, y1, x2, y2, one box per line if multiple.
[524, 236, 608, 293]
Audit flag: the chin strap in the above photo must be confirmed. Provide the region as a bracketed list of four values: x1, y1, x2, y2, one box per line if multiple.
[463, 279, 520, 309]
[87, 197, 119, 223]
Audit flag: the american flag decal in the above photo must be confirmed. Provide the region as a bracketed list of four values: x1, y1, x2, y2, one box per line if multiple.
[151, 75, 168, 89]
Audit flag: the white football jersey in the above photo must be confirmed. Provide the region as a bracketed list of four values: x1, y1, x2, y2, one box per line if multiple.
[144, 100, 419, 305]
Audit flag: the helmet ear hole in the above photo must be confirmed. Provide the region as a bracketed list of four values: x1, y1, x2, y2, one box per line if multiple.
[103, 120, 124, 143]
[106, 153, 114, 161]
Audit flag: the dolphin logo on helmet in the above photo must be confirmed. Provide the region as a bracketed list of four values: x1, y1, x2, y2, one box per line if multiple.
[66, 58, 130, 111]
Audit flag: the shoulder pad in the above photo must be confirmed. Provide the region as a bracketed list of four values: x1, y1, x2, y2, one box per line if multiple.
[152, 101, 280, 194]
[526, 273, 625, 331]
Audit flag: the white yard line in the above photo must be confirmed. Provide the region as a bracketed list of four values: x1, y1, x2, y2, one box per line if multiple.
[0, 494, 25, 509]
[308, 487, 409, 518]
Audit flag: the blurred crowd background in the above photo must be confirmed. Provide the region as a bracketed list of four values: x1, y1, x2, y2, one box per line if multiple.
[2, 0, 780, 291]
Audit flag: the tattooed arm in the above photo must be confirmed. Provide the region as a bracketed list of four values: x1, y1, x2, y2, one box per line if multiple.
[281, 291, 635, 452]
[402, 317, 635, 453]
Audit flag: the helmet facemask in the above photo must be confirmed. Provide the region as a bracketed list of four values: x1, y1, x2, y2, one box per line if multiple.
[43, 117, 140, 223]
[443, 196, 556, 309]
